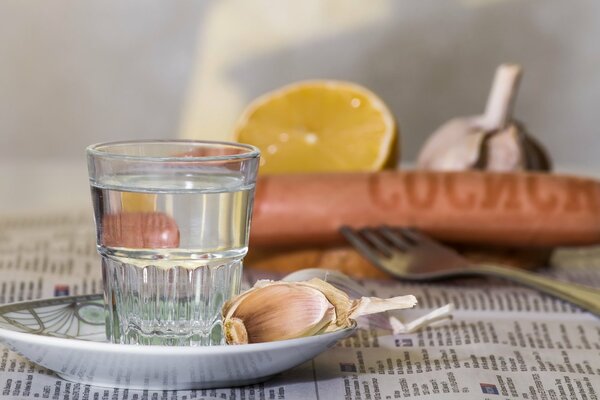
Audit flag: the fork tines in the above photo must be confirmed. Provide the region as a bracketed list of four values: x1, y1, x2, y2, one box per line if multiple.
[340, 225, 418, 259]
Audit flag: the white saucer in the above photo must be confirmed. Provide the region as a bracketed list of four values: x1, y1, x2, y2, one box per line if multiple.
[0, 294, 356, 390]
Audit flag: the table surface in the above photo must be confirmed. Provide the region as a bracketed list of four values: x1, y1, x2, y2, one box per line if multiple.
[0, 159, 599, 398]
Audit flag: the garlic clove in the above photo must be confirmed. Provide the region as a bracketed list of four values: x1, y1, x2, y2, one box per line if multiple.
[222, 278, 417, 344]
[301, 278, 417, 330]
[299, 278, 354, 328]
[483, 124, 524, 171]
[481, 122, 552, 172]
[223, 283, 335, 344]
[417, 118, 486, 170]
[520, 124, 552, 171]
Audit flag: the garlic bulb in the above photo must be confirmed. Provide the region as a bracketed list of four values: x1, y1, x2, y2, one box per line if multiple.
[417, 64, 551, 172]
[222, 278, 417, 345]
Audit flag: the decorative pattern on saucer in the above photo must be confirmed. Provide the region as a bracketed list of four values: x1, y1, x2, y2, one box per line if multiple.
[0, 294, 106, 341]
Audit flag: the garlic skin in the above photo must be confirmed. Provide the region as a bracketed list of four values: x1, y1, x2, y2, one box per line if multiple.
[222, 278, 417, 345]
[224, 283, 335, 344]
[417, 64, 551, 172]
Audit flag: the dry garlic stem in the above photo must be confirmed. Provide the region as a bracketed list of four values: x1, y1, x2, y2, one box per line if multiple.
[480, 63, 522, 130]
[222, 278, 417, 345]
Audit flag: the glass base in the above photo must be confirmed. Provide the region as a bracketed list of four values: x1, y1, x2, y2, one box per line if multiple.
[101, 256, 242, 346]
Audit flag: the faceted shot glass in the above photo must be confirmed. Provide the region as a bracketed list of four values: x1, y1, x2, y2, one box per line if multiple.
[86, 140, 260, 345]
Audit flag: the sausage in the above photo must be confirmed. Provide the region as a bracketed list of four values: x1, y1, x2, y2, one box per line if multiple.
[250, 171, 600, 248]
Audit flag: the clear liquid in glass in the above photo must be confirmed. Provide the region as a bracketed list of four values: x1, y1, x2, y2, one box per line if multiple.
[91, 172, 254, 345]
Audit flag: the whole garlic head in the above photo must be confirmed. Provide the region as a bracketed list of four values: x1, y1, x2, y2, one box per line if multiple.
[417, 64, 551, 172]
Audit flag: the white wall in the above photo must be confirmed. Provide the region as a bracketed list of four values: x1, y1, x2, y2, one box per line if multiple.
[0, 1, 205, 161]
[1, 0, 599, 170]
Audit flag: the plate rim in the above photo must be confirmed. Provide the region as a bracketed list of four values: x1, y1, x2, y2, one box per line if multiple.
[0, 294, 357, 355]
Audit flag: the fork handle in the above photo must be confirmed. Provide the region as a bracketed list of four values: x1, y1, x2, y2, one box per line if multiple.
[473, 264, 600, 316]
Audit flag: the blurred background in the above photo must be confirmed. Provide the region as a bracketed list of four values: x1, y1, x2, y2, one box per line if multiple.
[1, 0, 599, 210]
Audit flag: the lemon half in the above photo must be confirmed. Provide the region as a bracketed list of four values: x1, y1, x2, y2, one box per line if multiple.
[235, 80, 398, 174]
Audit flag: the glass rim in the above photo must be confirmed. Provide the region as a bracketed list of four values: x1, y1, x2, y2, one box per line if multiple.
[86, 139, 260, 162]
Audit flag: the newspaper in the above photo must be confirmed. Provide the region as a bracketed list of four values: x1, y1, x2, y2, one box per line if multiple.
[0, 212, 598, 400]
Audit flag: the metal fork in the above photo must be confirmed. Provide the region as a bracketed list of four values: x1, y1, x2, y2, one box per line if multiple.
[340, 226, 600, 317]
